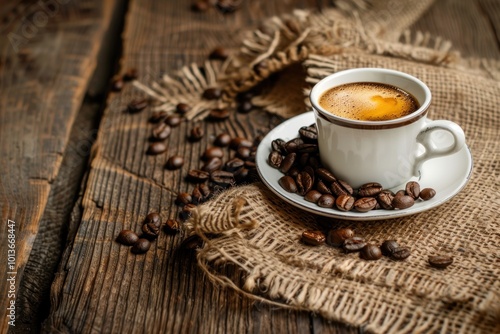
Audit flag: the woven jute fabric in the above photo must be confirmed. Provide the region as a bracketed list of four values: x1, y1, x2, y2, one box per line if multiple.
[135, 0, 500, 332]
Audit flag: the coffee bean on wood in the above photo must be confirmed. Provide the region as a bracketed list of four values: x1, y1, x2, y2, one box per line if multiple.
[164, 219, 180, 234]
[166, 155, 184, 170]
[147, 142, 167, 155]
[131, 238, 151, 254]
[214, 133, 231, 147]
[116, 230, 139, 246]
[128, 99, 148, 113]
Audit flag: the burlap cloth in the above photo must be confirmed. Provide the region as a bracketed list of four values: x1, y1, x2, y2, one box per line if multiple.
[137, 1, 500, 332]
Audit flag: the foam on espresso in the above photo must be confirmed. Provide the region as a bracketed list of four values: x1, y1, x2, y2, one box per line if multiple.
[318, 82, 419, 121]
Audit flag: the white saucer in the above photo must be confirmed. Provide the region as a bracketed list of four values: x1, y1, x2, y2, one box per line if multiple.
[256, 112, 473, 221]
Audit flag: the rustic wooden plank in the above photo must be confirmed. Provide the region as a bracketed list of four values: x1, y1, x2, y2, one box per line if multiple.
[0, 1, 119, 333]
[477, 0, 500, 50]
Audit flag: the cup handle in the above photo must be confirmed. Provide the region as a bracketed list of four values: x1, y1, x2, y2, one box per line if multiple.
[413, 120, 466, 176]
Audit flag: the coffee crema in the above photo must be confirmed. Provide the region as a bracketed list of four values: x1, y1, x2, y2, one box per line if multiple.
[318, 82, 419, 121]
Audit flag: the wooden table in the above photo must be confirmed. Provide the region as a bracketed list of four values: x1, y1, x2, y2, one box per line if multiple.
[0, 0, 498, 333]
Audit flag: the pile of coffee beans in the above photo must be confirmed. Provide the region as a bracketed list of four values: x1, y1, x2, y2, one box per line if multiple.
[268, 124, 436, 212]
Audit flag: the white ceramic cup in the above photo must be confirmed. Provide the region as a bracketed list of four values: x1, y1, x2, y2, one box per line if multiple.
[310, 68, 466, 189]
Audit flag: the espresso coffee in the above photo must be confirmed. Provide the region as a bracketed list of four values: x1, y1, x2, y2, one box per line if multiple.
[318, 82, 419, 121]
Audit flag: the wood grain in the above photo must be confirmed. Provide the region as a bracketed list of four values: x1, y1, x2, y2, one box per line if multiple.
[0, 1, 119, 333]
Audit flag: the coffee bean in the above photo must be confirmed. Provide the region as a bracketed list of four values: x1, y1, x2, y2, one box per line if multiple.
[131, 238, 151, 254]
[304, 190, 322, 203]
[216, 0, 241, 13]
[202, 157, 223, 172]
[111, 77, 124, 92]
[225, 158, 245, 172]
[419, 188, 436, 200]
[301, 230, 326, 246]
[236, 146, 251, 159]
[391, 247, 411, 261]
[203, 88, 223, 100]
[199, 183, 211, 198]
[298, 126, 318, 142]
[164, 219, 180, 234]
[338, 180, 354, 195]
[189, 126, 204, 141]
[336, 194, 355, 211]
[145, 212, 161, 226]
[317, 194, 335, 208]
[271, 139, 287, 155]
[428, 255, 453, 269]
[180, 234, 203, 250]
[354, 197, 377, 212]
[237, 100, 253, 114]
[298, 153, 310, 167]
[392, 195, 415, 209]
[395, 190, 406, 198]
[296, 143, 318, 154]
[358, 182, 383, 197]
[142, 219, 161, 239]
[317, 168, 336, 183]
[234, 167, 249, 183]
[360, 244, 382, 260]
[268, 151, 283, 169]
[151, 123, 171, 141]
[149, 111, 168, 123]
[279, 153, 296, 173]
[303, 166, 315, 183]
[147, 142, 167, 155]
[208, 108, 230, 121]
[278, 176, 297, 193]
[116, 230, 139, 246]
[179, 204, 197, 221]
[343, 237, 366, 253]
[229, 137, 253, 150]
[165, 114, 182, 127]
[326, 228, 354, 247]
[191, 186, 203, 205]
[175, 192, 192, 206]
[214, 133, 231, 147]
[188, 169, 210, 183]
[176, 103, 191, 115]
[296, 171, 313, 196]
[315, 180, 332, 194]
[285, 138, 304, 153]
[380, 240, 400, 256]
[286, 166, 300, 178]
[405, 181, 420, 199]
[211, 170, 235, 187]
[209, 46, 229, 60]
[166, 155, 184, 170]
[123, 68, 138, 81]
[202, 147, 224, 160]
[128, 99, 148, 113]
[377, 190, 395, 210]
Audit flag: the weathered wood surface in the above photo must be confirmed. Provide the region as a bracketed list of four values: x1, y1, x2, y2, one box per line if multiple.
[0, 1, 120, 333]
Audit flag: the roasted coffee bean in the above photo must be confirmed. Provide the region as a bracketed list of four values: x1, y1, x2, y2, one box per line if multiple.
[380, 240, 400, 256]
[199, 183, 211, 198]
[391, 247, 411, 261]
[331, 181, 347, 196]
[395, 190, 406, 198]
[360, 244, 382, 260]
[188, 169, 210, 182]
[271, 139, 287, 154]
[298, 153, 310, 167]
[308, 156, 321, 168]
[304, 190, 322, 203]
[298, 126, 318, 142]
[339, 180, 353, 195]
[229, 137, 253, 150]
[116, 230, 139, 246]
[142, 220, 161, 239]
[317, 168, 337, 183]
[405, 181, 420, 199]
[151, 123, 171, 141]
[208, 108, 230, 121]
[296, 171, 313, 196]
[419, 188, 436, 200]
[244, 160, 256, 169]
[164, 219, 180, 234]
[202, 157, 223, 172]
[286, 166, 300, 178]
[189, 126, 204, 141]
[209, 46, 229, 60]
[238, 100, 253, 114]
[326, 228, 354, 247]
[202, 146, 224, 160]
[149, 111, 168, 123]
[179, 204, 197, 221]
[234, 167, 249, 182]
[191, 1, 210, 12]
[128, 99, 148, 113]
[175, 192, 192, 206]
[225, 158, 245, 172]
[111, 77, 124, 92]
[214, 133, 231, 147]
[268, 151, 283, 168]
[278, 176, 297, 193]
[176, 103, 191, 115]
[253, 134, 264, 147]
[203, 87, 223, 100]
[392, 195, 415, 209]
[166, 155, 184, 170]
[296, 143, 318, 154]
[285, 138, 304, 153]
[165, 114, 182, 127]
[428, 255, 453, 269]
[336, 194, 355, 211]
[180, 234, 203, 250]
[377, 190, 395, 210]
[123, 68, 138, 81]
[317, 194, 335, 208]
[358, 182, 383, 197]
[236, 146, 251, 159]
[145, 212, 161, 226]
[316, 180, 332, 194]
[216, 0, 241, 13]
[279, 152, 296, 173]
[301, 230, 326, 246]
[303, 166, 315, 183]
[147, 142, 167, 155]
[191, 186, 203, 205]
[211, 170, 235, 186]
[343, 237, 366, 253]
[354, 197, 377, 212]
[131, 238, 151, 254]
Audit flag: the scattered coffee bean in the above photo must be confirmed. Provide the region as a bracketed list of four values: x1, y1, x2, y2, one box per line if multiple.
[278, 176, 297, 193]
[199, 183, 211, 198]
[191, 1, 210, 12]
[405, 181, 420, 199]
[123, 68, 138, 81]
[116, 230, 139, 246]
[151, 123, 171, 141]
[238, 100, 253, 114]
[164, 219, 180, 234]
[176, 103, 191, 115]
[428, 255, 453, 269]
[216, 0, 241, 13]
[268, 151, 283, 169]
[179, 203, 197, 221]
[208, 108, 230, 121]
[128, 99, 148, 113]
[419, 188, 436, 200]
[166, 155, 184, 170]
[214, 133, 231, 147]
[191, 186, 203, 205]
[301, 230, 326, 246]
[142, 219, 161, 239]
[304, 190, 322, 203]
[149, 111, 168, 123]
[225, 158, 245, 172]
[236, 146, 251, 159]
[279, 153, 296, 173]
[202, 146, 224, 160]
[203, 88, 223, 100]
[131, 238, 151, 254]
[180, 234, 203, 250]
[229, 137, 253, 150]
[211, 170, 235, 186]
[358, 182, 383, 197]
[326, 228, 354, 247]
[188, 169, 210, 182]
[234, 167, 249, 183]
[354, 197, 377, 212]
[391, 247, 411, 261]
[336, 194, 355, 211]
[392, 195, 415, 209]
[317, 194, 335, 208]
[202, 157, 223, 172]
[175, 192, 192, 206]
[380, 240, 400, 256]
[296, 171, 313, 196]
[147, 142, 167, 155]
[111, 77, 124, 92]
[360, 244, 382, 260]
[165, 114, 182, 127]
[189, 126, 204, 141]
[343, 237, 366, 253]
[209, 46, 229, 60]
[317, 168, 336, 183]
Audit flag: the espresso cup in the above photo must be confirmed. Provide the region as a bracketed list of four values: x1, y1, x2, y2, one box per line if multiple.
[310, 68, 466, 189]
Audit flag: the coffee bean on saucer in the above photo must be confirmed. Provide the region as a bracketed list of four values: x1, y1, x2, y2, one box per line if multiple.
[286, 166, 299, 178]
[298, 125, 318, 142]
[405, 181, 420, 199]
[315, 180, 332, 194]
[428, 255, 453, 269]
[279, 153, 296, 173]
[391, 247, 411, 261]
[317, 194, 335, 208]
[296, 171, 313, 196]
[304, 190, 322, 203]
[214, 133, 231, 147]
[392, 195, 415, 209]
[326, 228, 354, 247]
[377, 190, 395, 210]
[380, 240, 400, 256]
[301, 230, 326, 246]
[336, 194, 355, 211]
[147, 142, 167, 155]
[419, 188, 436, 200]
[354, 197, 377, 212]
[176, 103, 191, 115]
[271, 139, 287, 155]
[131, 238, 151, 254]
[268, 151, 283, 169]
[358, 182, 383, 197]
[316, 168, 336, 183]
[360, 244, 382, 260]
[278, 176, 297, 193]
[128, 99, 148, 113]
[343, 237, 366, 253]
[285, 138, 304, 153]
[166, 155, 184, 170]
[116, 230, 139, 246]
